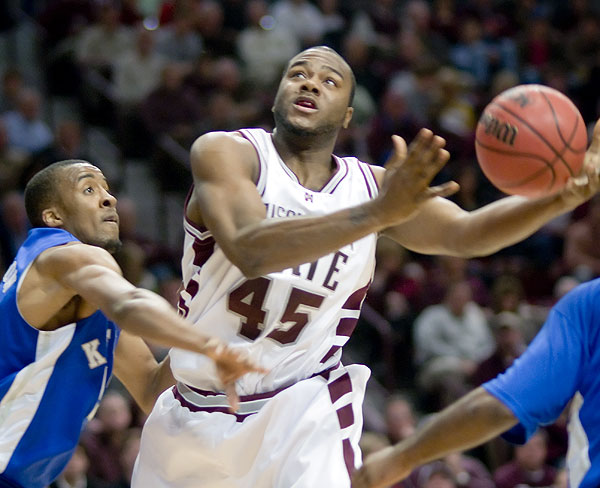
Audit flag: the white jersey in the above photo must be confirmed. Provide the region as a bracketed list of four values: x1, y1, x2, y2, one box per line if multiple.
[170, 128, 379, 395]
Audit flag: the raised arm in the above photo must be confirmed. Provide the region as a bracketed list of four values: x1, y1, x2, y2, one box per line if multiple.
[351, 387, 517, 488]
[187, 129, 457, 278]
[379, 119, 600, 257]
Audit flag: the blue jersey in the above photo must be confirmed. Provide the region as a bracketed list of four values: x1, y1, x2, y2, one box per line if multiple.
[484, 278, 600, 488]
[0, 228, 119, 488]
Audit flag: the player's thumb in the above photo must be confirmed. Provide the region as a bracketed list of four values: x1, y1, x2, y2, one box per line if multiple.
[590, 118, 600, 152]
[384, 135, 407, 170]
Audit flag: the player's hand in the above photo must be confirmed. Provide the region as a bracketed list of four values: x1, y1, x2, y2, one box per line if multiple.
[351, 446, 411, 488]
[373, 129, 459, 227]
[561, 118, 600, 208]
[203, 339, 268, 412]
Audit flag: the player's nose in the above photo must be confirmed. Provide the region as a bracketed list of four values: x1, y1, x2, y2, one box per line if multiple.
[301, 76, 320, 95]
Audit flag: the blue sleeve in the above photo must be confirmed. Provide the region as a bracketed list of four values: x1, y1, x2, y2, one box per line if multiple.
[483, 296, 587, 444]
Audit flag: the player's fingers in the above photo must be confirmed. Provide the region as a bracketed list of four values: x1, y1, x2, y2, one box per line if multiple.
[384, 135, 407, 170]
[224, 382, 240, 413]
[420, 181, 460, 201]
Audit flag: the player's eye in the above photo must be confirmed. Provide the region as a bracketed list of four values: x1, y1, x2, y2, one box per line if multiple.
[291, 71, 306, 79]
[84, 186, 94, 194]
[324, 78, 338, 86]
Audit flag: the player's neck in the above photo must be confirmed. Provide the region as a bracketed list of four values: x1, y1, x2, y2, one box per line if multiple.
[271, 131, 338, 189]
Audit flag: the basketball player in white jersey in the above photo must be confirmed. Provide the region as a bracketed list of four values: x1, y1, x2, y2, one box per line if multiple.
[133, 46, 600, 488]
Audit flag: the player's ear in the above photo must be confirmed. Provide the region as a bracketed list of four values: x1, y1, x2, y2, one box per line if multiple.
[342, 107, 353, 129]
[42, 207, 64, 228]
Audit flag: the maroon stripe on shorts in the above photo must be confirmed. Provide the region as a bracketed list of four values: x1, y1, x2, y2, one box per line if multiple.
[328, 373, 353, 403]
[336, 403, 354, 429]
[172, 386, 253, 422]
[336, 317, 358, 337]
[343, 438, 355, 477]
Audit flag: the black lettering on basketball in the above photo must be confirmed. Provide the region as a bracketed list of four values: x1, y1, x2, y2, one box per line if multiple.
[480, 113, 518, 146]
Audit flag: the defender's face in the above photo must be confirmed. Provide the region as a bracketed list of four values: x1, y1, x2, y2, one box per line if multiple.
[273, 49, 353, 135]
[56, 163, 121, 252]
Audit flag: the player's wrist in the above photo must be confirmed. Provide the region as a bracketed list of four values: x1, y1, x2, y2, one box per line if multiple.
[200, 337, 226, 360]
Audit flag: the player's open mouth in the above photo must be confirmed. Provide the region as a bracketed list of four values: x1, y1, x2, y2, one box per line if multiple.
[294, 97, 318, 112]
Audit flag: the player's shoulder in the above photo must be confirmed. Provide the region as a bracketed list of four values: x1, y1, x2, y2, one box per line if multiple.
[191, 130, 256, 157]
[552, 278, 600, 321]
[36, 241, 119, 276]
[190, 130, 258, 177]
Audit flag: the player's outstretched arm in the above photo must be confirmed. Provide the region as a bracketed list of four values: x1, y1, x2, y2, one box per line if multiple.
[37, 243, 265, 408]
[351, 387, 517, 488]
[189, 128, 455, 278]
[380, 119, 600, 258]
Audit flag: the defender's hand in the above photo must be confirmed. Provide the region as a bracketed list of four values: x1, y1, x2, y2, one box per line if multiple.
[203, 339, 268, 412]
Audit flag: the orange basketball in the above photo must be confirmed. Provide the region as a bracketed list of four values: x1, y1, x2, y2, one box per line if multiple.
[475, 84, 587, 198]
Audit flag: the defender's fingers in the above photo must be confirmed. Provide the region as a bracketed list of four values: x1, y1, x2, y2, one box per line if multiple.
[426, 181, 460, 199]
[225, 382, 240, 413]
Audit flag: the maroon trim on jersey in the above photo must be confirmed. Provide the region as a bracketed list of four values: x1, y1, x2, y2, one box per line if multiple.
[368, 164, 380, 191]
[326, 157, 349, 194]
[357, 162, 373, 199]
[185, 381, 291, 402]
[191, 234, 215, 268]
[236, 129, 266, 196]
[320, 345, 341, 364]
[342, 282, 371, 310]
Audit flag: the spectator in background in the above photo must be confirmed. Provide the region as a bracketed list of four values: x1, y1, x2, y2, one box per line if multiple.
[155, 9, 203, 66]
[81, 391, 134, 484]
[471, 311, 526, 387]
[0, 68, 24, 113]
[236, 0, 300, 90]
[49, 444, 113, 488]
[139, 62, 200, 144]
[0, 191, 29, 257]
[493, 430, 557, 488]
[450, 16, 490, 89]
[385, 394, 418, 445]
[115, 428, 142, 488]
[75, 1, 133, 77]
[271, 0, 325, 48]
[413, 280, 494, 410]
[20, 120, 90, 188]
[2, 88, 53, 155]
[0, 119, 29, 195]
[112, 28, 166, 110]
[564, 194, 600, 281]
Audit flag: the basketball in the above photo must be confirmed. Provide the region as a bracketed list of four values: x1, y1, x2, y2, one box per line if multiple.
[475, 84, 588, 198]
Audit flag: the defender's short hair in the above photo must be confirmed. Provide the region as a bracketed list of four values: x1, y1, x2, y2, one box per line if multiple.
[24, 159, 88, 227]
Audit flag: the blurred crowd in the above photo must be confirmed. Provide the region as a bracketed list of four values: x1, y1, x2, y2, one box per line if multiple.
[2, 0, 600, 486]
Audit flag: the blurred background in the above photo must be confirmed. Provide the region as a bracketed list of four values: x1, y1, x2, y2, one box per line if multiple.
[1, 0, 600, 486]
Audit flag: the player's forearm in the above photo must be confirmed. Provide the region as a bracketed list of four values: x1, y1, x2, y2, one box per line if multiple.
[108, 289, 221, 356]
[226, 201, 386, 277]
[392, 388, 516, 475]
[453, 193, 568, 257]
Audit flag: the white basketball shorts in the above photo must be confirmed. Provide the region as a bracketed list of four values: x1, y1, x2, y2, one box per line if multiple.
[132, 364, 370, 488]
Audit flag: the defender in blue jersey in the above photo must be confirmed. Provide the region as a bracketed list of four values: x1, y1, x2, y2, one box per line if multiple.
[0, 160, 263, 488]
[353, 258, 600, 484]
